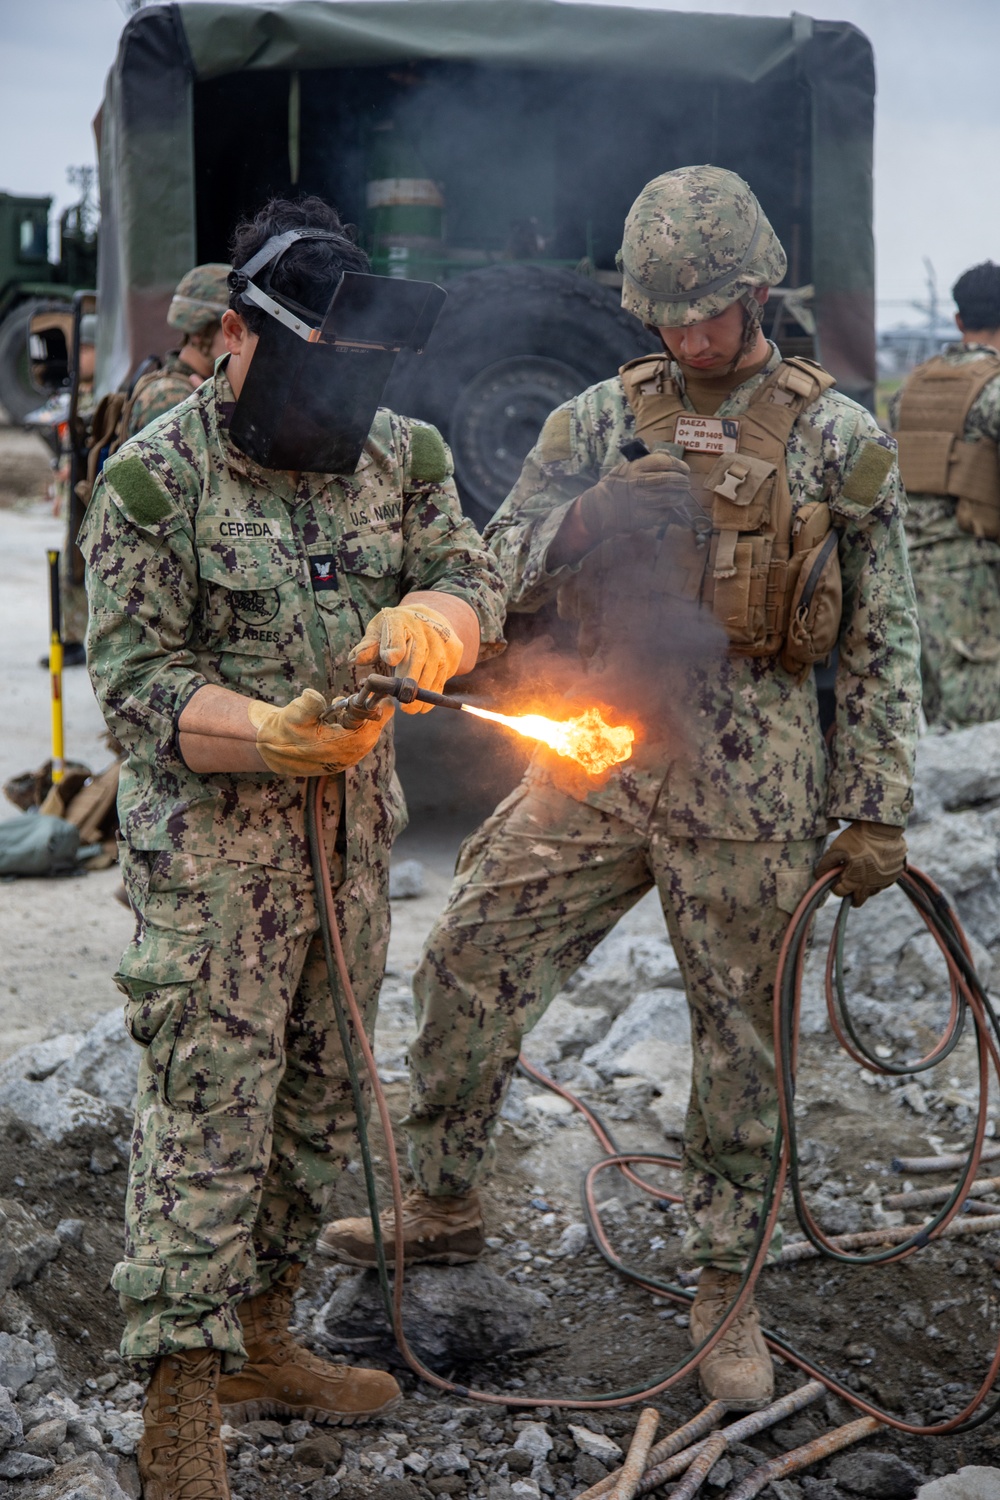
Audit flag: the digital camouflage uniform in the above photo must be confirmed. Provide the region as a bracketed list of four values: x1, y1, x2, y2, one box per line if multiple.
[79, 362, 506, 1368]
[123, 351, 203, 439]
[890, 344, 1000, 726]
[405, 341, 920, 1271]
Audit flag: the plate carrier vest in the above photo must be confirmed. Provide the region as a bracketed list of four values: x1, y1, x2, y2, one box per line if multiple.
[893, 352, 1000, 539]
[614, 352, 841, 676]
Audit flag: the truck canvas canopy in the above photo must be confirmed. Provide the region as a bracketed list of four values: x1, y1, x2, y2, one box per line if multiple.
[95, 0, 876, 506]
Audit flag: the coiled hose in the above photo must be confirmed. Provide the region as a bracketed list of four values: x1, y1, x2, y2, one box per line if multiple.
[306, 778, 1000, 1429]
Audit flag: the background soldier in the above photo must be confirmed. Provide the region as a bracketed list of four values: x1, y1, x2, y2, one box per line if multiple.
[43, 264, 231, 672]
[891, 260, 1000, 726]
[79, 196, 506, 1499]
[322, 166, 921, 1411]
[121, 261, 231, 437]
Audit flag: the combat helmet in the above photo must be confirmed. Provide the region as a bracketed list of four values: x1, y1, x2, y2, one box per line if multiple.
[618, 165, 786, 330]
[167, 263, 231, 334]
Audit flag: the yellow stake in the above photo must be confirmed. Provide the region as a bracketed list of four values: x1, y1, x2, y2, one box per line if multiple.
[47, 550, 65, 784]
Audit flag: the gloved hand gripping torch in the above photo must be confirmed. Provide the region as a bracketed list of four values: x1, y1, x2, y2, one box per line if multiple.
[322, 672, 465, 729]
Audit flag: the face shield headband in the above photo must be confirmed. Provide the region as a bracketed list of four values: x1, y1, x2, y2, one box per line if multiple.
[226, 230, 446, 473]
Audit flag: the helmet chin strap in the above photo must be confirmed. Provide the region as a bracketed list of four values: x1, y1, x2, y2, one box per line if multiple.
[727, 291, 766, 374]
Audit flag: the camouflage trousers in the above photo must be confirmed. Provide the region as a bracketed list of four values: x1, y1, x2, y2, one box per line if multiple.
[112, 844, 387, 1370]
[406, 770, 823, 1271]
[909, 543, 1000, 727]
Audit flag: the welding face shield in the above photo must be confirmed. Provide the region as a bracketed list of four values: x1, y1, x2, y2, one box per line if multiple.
[227, 230, 446, 473]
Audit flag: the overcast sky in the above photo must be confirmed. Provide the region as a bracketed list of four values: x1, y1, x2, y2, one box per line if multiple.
[0, 0, 996, 330]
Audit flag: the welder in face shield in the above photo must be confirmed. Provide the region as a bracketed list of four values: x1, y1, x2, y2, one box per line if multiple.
[320, 166, 921, 1410]
[78, 194, 506, 1498]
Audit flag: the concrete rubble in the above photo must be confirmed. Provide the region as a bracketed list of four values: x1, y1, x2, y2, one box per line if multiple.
[2, 721, 1000, 1492]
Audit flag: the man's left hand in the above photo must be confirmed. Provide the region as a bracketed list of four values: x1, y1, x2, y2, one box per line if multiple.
[349, 603, 464, 714]
[815, 821, 907, 907]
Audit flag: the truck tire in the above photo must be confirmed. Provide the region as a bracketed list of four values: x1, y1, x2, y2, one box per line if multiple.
[0, 299, 47, 424]
[383, 266, 658, 528]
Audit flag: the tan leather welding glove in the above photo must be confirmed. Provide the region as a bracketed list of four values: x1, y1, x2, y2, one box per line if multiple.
[348, 603, 463, 715]
[577, 451, 694, 542]
[815, 821, 907, 907]
[247, 689, 390, 776]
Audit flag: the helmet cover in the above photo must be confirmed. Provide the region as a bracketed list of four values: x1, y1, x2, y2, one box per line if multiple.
[619, 165, 787, 327]
[167, 263, 231, 334]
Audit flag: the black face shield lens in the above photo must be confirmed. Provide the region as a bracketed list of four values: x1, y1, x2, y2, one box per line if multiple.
[227, 232, 446, 473]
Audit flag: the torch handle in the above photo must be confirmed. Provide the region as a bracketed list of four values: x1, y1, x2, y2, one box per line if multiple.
[363, 673, 465, 711]
[322, 673, 467, 729]
[47, 549, 65, 784]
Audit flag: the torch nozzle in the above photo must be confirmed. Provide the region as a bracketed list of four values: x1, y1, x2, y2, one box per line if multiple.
[322, 672, 466, 729]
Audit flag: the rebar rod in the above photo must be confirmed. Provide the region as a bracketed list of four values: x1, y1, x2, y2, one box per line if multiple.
[884, 1177, 1000, 1210]
[664, 1431, 727, 1500]
[893, 1144, 1000, 1174]
[608, 1408, 659, 1500]
[574, 1403, 726, 1500]
[725, 1416, 881, 1499]
[635, 1382, 825, 1494]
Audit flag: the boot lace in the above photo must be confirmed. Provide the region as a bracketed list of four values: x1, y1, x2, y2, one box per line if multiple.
[157, 1352, 227, 1500]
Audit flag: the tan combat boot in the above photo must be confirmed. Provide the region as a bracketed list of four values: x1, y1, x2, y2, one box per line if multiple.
[689, 1268, 774, 1411]
[216, 1265, 400, 1425]
[317, 1188, 485, 1267]
[137, 1349, 230, 1500]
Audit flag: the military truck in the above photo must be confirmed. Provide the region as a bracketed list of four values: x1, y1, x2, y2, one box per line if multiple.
[0, 192, 98, 422]
[94, 0, 877, 530]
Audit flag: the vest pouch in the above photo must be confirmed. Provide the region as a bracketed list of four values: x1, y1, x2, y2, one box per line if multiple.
[952, 436, 1000, 538]
[780, 529, 842, 680]
[791, 500, 833, 552]
[655, 522, 709, 602]
[708, 533, 772, 648]
[896, 430, 954, 495]
[706, 452, 777, 532]
[956, 495, 1000, 540]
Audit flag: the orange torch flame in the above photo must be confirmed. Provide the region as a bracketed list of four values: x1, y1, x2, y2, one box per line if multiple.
[460, 703, 634, 776]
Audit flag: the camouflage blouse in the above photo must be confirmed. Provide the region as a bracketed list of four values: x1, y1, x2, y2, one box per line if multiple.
[80, 362, 506, 872]
[487, 344, 920, 840]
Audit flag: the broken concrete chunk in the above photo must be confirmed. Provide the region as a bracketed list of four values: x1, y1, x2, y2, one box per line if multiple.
[318, 1262, 544, 1366]
[0, 1033, 82, 1089]
[568, 1425, 622, 1463]
[513, 1424, 552, 1461]
[389, 859, 426, 899]
[563, 932, 682, 1017]
[914, 722, 1000, 812]
[583, 988, 690, 1079]
[917, 1468, 1000, 1500]
[24, 1414, 67, 1453]
[58, 1006, 138, 1112]
[0, 1077, 118, 1143]
[0, 1449, 55, 1478]
[522, 997, 610, 1066]
[44, 1453, 135, 1500]
[553, 1222, 590, 1259]
[56, 1218, 86, 1249]
[0, 1385, 22, 1452]
[0, 1197, 60, 1295]
[828, 1448, 925, 1497]
[0, 1330, 36, 1391]
[907, 813, 1000, 897]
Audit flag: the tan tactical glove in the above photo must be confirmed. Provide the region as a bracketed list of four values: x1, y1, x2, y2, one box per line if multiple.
[348, 602, 464, 715]
[815, 821, 907, 907]
[247, 689, 390, 776]
[577, 451, 694, 542]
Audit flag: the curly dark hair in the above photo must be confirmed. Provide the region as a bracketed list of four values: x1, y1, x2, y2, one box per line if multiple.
[228, 196, 370, 333]
[952, 261, 1000, 332]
